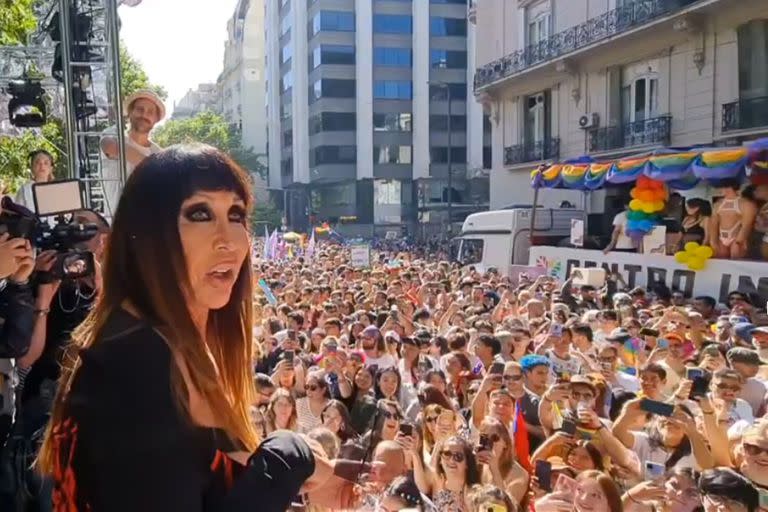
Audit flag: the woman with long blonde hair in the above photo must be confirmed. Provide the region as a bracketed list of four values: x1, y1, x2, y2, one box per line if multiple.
[37, 145, 355, 511]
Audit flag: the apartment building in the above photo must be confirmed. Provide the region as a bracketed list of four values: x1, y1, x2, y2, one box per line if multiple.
[472, 0, 768, 210]
[266, 0, 490, 235]
[172, 83, 220, 120]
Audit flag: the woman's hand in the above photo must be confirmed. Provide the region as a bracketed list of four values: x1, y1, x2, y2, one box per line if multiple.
[535, 491, 574, 512]
[625, 480, 667, 504]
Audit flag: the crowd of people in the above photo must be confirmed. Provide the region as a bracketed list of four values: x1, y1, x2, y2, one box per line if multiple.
[247, 242, 768, 511]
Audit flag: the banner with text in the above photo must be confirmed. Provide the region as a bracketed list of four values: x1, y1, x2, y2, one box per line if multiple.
[529, 247, 768, 303]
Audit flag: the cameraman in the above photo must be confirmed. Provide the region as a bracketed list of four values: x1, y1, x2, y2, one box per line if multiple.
[0, 232, 36, 446]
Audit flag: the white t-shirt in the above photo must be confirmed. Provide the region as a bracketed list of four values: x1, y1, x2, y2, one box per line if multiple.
[100, 129, 162, 218]
[632, 431, 696, 470]
[612, 211, 635, 249]
[365, 353, 397, 370]
[295, 396, 323, 434]
[546, 350, 582, 380]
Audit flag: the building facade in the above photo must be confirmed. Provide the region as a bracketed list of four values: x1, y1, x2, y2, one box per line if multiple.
[472, 0, 768, 211]
[220, 0, 267, 161]
[172, 83, 220, 119]
[266, 0, 490, 236]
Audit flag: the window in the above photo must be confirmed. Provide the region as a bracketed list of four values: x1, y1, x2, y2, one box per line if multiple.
[281, 70, 293, 91]
[524, 90, 550, 143]
[374, 145, 412, 164]
[311, 45, 355, 68]
[373, 14, 412, 34]
[483, 146, 492, 169]
[431, 0, 466, 3]
[373, 113, 412, 131]
[374, 81, 412, 100]
[280, 15, 291, 37]
[527, 10, 551, 46]
[429, 83, 467, 100]
[458, 239, 483, 265]
[430, 49, 467, 69]
[374, 180, 402, 205]
[737, 20, 768, 100]
[310, 146, 357, 166]
[309, 112, 357, 134]
[430, 17, 467, 37]
[311, 183, 356, 208]
[281, 43, 293, 63]
[621, 75, 658, 124]
[430, 147, 467, 163]
[374, 47, 412, 67]
[429, 114, 467, 131]
[283, 129, 292, 146]
[310, 79, 356, 101]
[281, 157, 292, 175]
[311, 11, 355, 36]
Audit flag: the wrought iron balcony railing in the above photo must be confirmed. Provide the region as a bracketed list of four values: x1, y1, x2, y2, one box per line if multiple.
[504, 138, 560, 165]
[589, 115, 672, 152]
[474, 0, 699, 90]
[722, 96, 768, 132]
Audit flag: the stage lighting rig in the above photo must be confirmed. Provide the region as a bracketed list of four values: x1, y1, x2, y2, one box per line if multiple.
[7, 78, 47, 128]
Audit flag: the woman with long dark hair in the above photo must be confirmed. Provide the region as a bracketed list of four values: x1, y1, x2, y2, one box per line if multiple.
[37, 145, 355, 511]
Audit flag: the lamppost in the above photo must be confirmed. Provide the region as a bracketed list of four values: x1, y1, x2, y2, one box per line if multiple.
[428, 80, 452, 235]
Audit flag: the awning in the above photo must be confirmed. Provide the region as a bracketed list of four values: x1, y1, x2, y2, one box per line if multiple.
[530, 137, 768, 191]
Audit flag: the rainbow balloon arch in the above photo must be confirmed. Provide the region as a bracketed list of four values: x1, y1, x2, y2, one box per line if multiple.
[527, 138, 768, 270]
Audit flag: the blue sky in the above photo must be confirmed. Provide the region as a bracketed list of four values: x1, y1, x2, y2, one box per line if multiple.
[119, 0, 239, 115]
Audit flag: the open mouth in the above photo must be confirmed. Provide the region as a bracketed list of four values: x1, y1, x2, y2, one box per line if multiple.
[206, 265, 237, 285]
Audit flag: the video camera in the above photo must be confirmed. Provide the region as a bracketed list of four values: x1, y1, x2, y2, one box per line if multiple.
[0, 179, 97, 281]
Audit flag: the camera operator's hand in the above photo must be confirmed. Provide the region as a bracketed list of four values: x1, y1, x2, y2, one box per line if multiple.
[0, 233, 32, 280]
[10, 243, 35, 284]
[35, 250, 61, 305]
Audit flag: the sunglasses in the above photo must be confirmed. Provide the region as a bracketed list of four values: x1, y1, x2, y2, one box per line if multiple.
[381, 410, 401, 421]
[743, 443, 768, 457]
[440, 450, 466, 463]
[503, 374, 524, 382]
[305, 384, 320, 392]
[715, 382, 741, 392]
[425, 416, 438, 423]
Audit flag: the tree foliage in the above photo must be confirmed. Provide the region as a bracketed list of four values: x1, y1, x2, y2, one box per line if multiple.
[120, 43, 168, 100]
[0, 120, 64, 192]
[252, 201, 283, 232]
[0, 0, 37, 46]
[153, 111, 267, 179]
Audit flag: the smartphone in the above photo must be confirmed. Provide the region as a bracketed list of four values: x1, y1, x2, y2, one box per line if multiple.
[561, 419, 577, 436]
[686, 367, 709, 399]
[554, 473, 578, 494]
[477, 433, 492, 452]
[549, 323, 564, 338]
[640, 398, 675, 417]
[399, 423, 413, 436]
[489, 362, 505, 375]
[644, 461, 665, 481]
[535, 460, 553, 492]
[639, 327, 660, 337]
[656, 338, 669, 349]
[284, 350, 295, 364]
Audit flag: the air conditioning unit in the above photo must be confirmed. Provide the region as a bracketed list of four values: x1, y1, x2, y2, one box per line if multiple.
[578, 113, 599, 129]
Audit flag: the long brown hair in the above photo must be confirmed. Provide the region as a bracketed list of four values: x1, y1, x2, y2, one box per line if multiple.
[577, 470, 623, 512]
[38, 145, 258, 473]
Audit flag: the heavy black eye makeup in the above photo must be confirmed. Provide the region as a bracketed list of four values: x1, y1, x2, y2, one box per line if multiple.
[181, 200, 247, 224]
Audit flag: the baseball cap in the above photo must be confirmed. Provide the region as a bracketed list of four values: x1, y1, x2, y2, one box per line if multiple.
[727, 347, 767, 366]
[733, 322, 756, 343]
[384, 330, 401, 344]
[362, 325, 381, 338]
[605, 328, 632, 343]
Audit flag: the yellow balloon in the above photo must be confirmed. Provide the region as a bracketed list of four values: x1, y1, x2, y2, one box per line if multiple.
[695, 246, 714, 259]
[652, 201, 665, 212]
[629, 199, 642, 210]
[641, 205, 655, 214]
[684, 242, 700, 253]
[674, 251, 690, 263]
[687, 258, 706, 271]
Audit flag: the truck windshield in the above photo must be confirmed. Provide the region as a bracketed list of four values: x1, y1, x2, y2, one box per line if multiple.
[459, 239, 484, 265]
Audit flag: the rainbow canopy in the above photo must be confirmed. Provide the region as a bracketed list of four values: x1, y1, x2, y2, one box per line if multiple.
[530, 139, 767, 191]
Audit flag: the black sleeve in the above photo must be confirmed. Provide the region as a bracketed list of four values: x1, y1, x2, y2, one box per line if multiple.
[73, 330, 209, 512]
[0, 282, 34, 358]
[217, 431, 316, 512]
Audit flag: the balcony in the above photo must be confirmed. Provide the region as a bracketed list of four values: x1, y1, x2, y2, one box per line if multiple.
[589, 115, 672, 153]
[722, 96, 768, 133]
[474, 0, 699, 91]
[504, 138, 560, 165]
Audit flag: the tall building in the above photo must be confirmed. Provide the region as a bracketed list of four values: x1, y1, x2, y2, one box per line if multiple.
[266, 0, 490, 235]
[219, 0, 267, 159]
[172, 83, 220, 119]
[472, 0, 768, 210]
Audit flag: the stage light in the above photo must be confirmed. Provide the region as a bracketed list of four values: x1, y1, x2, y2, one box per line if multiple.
[7, 79, 47, 128]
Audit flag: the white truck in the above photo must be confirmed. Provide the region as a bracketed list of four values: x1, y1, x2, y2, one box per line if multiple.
[454, 208, 585, 275]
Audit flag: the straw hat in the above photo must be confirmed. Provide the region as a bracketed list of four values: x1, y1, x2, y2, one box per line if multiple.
[123, 89, 166, 122]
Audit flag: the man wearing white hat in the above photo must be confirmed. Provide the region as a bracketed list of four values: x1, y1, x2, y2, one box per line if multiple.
[100, 89, 165, 217]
